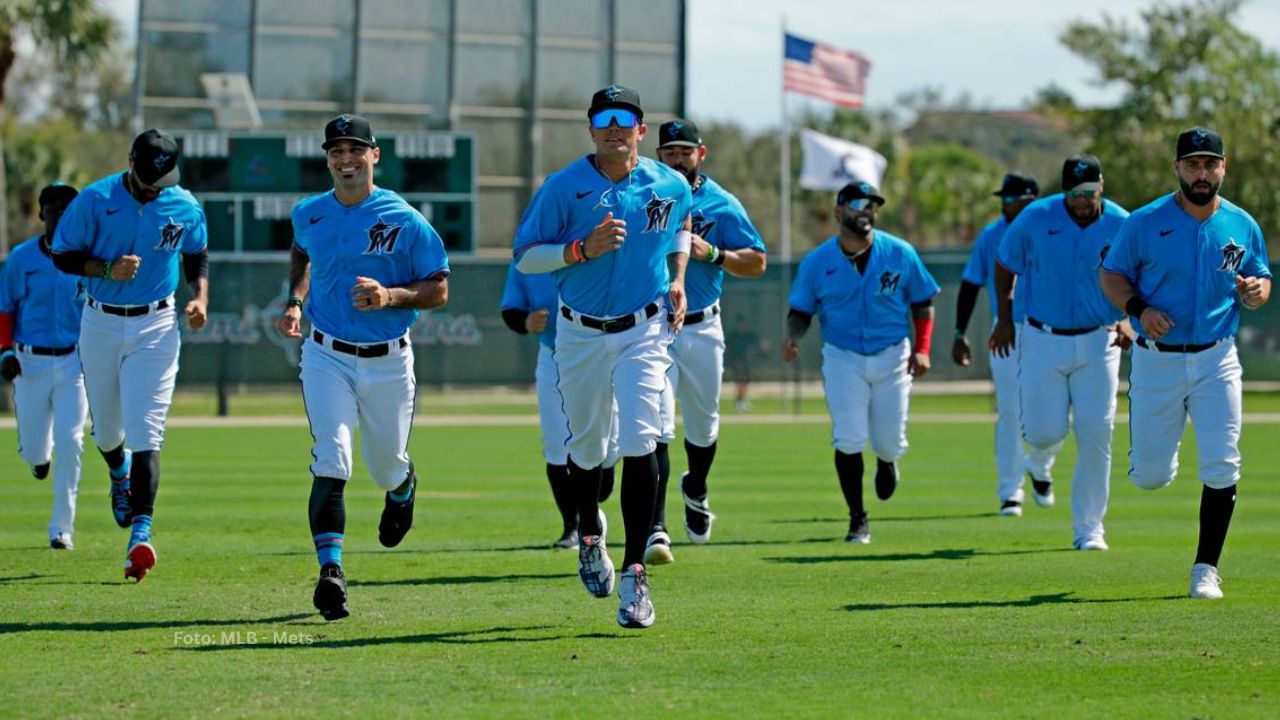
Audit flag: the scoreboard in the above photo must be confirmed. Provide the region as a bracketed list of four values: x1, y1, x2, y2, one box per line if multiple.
[174, 131, 476, 253]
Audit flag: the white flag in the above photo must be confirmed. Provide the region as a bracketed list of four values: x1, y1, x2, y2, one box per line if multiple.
[798, 128, 887, 190]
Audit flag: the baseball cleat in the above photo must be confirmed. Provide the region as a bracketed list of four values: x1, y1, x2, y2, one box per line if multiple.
[680, 473, 716, 544]
[313, 563, 351, 620]
[552, 527, 579, 550]
[32, 463, 50, 480]
[123, 541, 156, 582]
[999, 499, 1023, 517]
[643, 527, 674, 565]
[1074, 536, 1109, 551]
[50, 533, 74, 550]
[845, 512, 871, 544]
[1189, 563, 1224, 600]
[616, 563, 655, 629]
[874, 460, 898, 501]
[378, 474, 416, 548]
[109, 450, 133, 528]
[577, 535, 615, 598]
[1030, 475, 1055, 507]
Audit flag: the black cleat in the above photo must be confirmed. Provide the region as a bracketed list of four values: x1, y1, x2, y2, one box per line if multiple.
[552, 527, 579, 550]
[378, 472, 416, 548]
[110, 480, 132, 528]
[874, 460, 898, 501]
[313, 563, 350, 621]
[1030, 475, 1055, 507]
[680, 473, 716, 544]
[32, 463, 50, 480]
[845, 512, 870, 544]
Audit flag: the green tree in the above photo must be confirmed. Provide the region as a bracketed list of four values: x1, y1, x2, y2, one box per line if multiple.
[1058, 0, 1280, 245]
[898, 144, 1003, 247]
[0, 0, 116, 252]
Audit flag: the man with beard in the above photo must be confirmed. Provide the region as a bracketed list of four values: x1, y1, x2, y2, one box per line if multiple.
[1101, 127, 1270, 599]
[990, 155, 1131, 552]
[646, 118, 767, 565]
[953, 173, 1061, 517]
[782, 182, 939, 543]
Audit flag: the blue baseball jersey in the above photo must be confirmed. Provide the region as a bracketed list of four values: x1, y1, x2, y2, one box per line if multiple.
[789, 232, 941, 355]
[501, 262, 559, 349]
[52, 173, 208, 305]
[513, 155, 692, 317]
[686, 175, 766, 311]
[293, 188, 450, 343]
[1102, 193, 1271, 345]
[962, 216, 1027, 324]
[0, 236, 85, 348]
[997, 194, 1128, 330]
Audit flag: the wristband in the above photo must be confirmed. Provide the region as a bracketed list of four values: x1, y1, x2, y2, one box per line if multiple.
[704, 244, 718, 263]
[101, 260, 113, 280]
[674, 230, 693, 255]
[570, 239, 587, 264]
[954, 329, 966, 340]
[713, 248, 727, 266]
[913, 316, 935, 355]
[287, 295, 304, 309]
[1, 349, 13, 361]
[1125, 296, 1149, 318]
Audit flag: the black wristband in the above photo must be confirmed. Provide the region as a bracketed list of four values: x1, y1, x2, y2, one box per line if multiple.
[713, 249, 727, 266]
[1125, 296, 1149, 318]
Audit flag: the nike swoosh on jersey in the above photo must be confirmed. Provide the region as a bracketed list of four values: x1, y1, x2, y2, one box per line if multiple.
[575, 190, 594, 200]
[309, 216, 325, 224]
[825, 268, 837, 275]
[1047, 229, 1061, 235]
[105, 209, 121, 216]
[1158, 228, 1175, 237]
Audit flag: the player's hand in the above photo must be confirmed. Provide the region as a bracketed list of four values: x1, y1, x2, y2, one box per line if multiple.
[1236, 275, 1265, 309]
[668, 280, 687, 333]
[0, 349, 21, 382]
[277, 306, 303, 338]
[525, 308, 549, 334]
[584, 212, 626, 259]
[781, 338, 801, 362]
[185, 298, 208, 331]
[1111, 319, 1135, 351]
[352, 276, 391, 311]
[988, 319, 1016, 358]
[112, 255, 141, 280]
[951, 336, 971, 367]
[909, 352, 931, 378]
[1138, 307, 1174, 341]
[690, 235, 713, 261]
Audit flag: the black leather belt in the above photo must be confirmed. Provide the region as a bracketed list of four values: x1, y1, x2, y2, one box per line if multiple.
[313, 330, 407, 358]
[561, 302, 659, 334]
[18, 343, 76, 356]
[671, 304, 720, 326]
[88, 297, 169, 317]
[1027, 317, 1099, 336]
[1136, 337, 1218, 354]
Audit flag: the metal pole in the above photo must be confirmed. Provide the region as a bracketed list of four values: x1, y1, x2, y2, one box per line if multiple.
[780, 17, 800, 414]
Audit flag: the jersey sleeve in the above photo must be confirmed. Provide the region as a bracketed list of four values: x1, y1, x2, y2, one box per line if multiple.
[51, 193, 95, 254]
[961, 228, 991, 285]
[182, 205, 209, 253]
[290, 202, 310, 255]
[0, 251, 21, 314]
[500, 264, 530, 311]
[410, 215, 451, 279]
[513, 179, 570, 257]
[1100, 214, 1141, 280]
[996, 213, 1031, 275]
[906, 249, 942, 304]
[788, 253, 819, 314]
[719, 196, 767, 252]
[1242, 219, 1271, 279]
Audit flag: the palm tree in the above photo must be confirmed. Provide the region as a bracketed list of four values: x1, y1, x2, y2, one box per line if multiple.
[0, 0, 115, 254]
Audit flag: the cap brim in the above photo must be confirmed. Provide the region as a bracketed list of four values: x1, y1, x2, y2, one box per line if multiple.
[588, 102, 644, 120]
[1067, 181, 1101, 192]
[658, 140, 701, 149]
[1177, 151, 1224, 160]
[995, 190, 1036, 198]
[152, 166, 180, 188]
[321, 137, 377, 150]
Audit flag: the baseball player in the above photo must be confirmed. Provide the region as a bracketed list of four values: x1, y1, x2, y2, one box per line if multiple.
[52, 130, 209, 581]
[1101, 127, 1270, 599]
[277, 114, 450, 621]
[499, 261, 619, 549]
[647, 118, 767, 565]
[0, 183, 90, 549]
[513, 84, 691, 629]
[782, 182, 939, 544]
[989, 155, 1130, 551]
[953, 173, 1060, 516]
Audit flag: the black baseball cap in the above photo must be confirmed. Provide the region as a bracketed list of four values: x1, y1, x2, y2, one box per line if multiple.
[837, 181, 886, 206]
[588, 84, 643, 121]
[658, 119, 701, 149]
[1061, 155, 1103, 192]
[322, 114, 377, 150]
[993, 172, 1039, 198]
[1176, 127, 1225, 160]
[38, 181, 78, 207]
[130, 129, 181, 188]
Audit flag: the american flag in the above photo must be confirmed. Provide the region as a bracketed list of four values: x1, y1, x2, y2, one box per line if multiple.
[783, 33, 871, 108]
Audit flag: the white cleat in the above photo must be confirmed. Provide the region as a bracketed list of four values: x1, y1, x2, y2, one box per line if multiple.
[643, 528, 674, 565]
[1189, 563, 1224, 599]
[616, 563, 655, 629]
[999, 500, 1023, 517]
[680, 473, 716, 545]
[1030, 475, 1055, 507]
[1074, 536, 1109, 551]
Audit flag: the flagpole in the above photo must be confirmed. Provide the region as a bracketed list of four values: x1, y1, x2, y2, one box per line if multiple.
[779, 16, 800, 414]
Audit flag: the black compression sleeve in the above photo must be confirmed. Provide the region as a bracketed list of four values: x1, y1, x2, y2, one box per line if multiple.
[955, 280, 980, 334]
[52, 251, 92, 276]
[182, 249, 209, 283]
[910, 298, 934, 310]
[501, 308, 530, 335]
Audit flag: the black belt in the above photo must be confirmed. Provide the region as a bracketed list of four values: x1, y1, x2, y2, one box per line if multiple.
[561, 302, 659, 334]
[313, 330, 407, 358]
[1027, 317, 1100, 336]
[671, 304, 720, 326]
[88, 297, 169, 317]
[1136, 337, 1218, 354]
[18, 343, 76, 357]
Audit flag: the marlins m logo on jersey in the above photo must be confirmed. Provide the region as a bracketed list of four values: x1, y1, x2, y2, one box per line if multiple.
[364, 216, 404, 255]
[878, 271, 902, 295]
[1218, 239, 1245, 273]
[156, 218, 186, 251]
[691, 213, 716, 238]
[643, 191, 677, 233]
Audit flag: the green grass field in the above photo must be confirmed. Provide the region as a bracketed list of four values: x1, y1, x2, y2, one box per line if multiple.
[1, 400, 1278, 717]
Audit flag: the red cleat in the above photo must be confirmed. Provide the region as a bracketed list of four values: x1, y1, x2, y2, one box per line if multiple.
[124, 541, 156, 582]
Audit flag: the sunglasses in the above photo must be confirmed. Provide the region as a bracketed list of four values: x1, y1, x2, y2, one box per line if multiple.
[590, 109, 639, 129]
[843, 198, 880, 211]
[1064, 188, 1097, 199]
[1001, 195, 1033, 204]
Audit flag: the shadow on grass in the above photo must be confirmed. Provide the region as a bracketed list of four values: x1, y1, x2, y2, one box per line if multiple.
[843, 592, 1186, 611]
[350, 572, 573, 587]
[177, 625, 637, 651]
[0, 613, 313, 636]
[0, 573, 52, 584]
[770, 513, 996, 524]
[766, 547, 1074, 564]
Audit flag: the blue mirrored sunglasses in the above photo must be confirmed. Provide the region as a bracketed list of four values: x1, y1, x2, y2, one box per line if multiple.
[1001, 195, 1032, 204]
[1064, 188, 1097, 199]
[590, 109, 639, 129]
[844, 198, 880, 211]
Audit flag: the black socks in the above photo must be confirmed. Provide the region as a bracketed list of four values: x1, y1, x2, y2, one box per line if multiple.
[621, 452, 660, 567]
[835, 451, 865, 518]
[1195, 484, 1237, 567]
